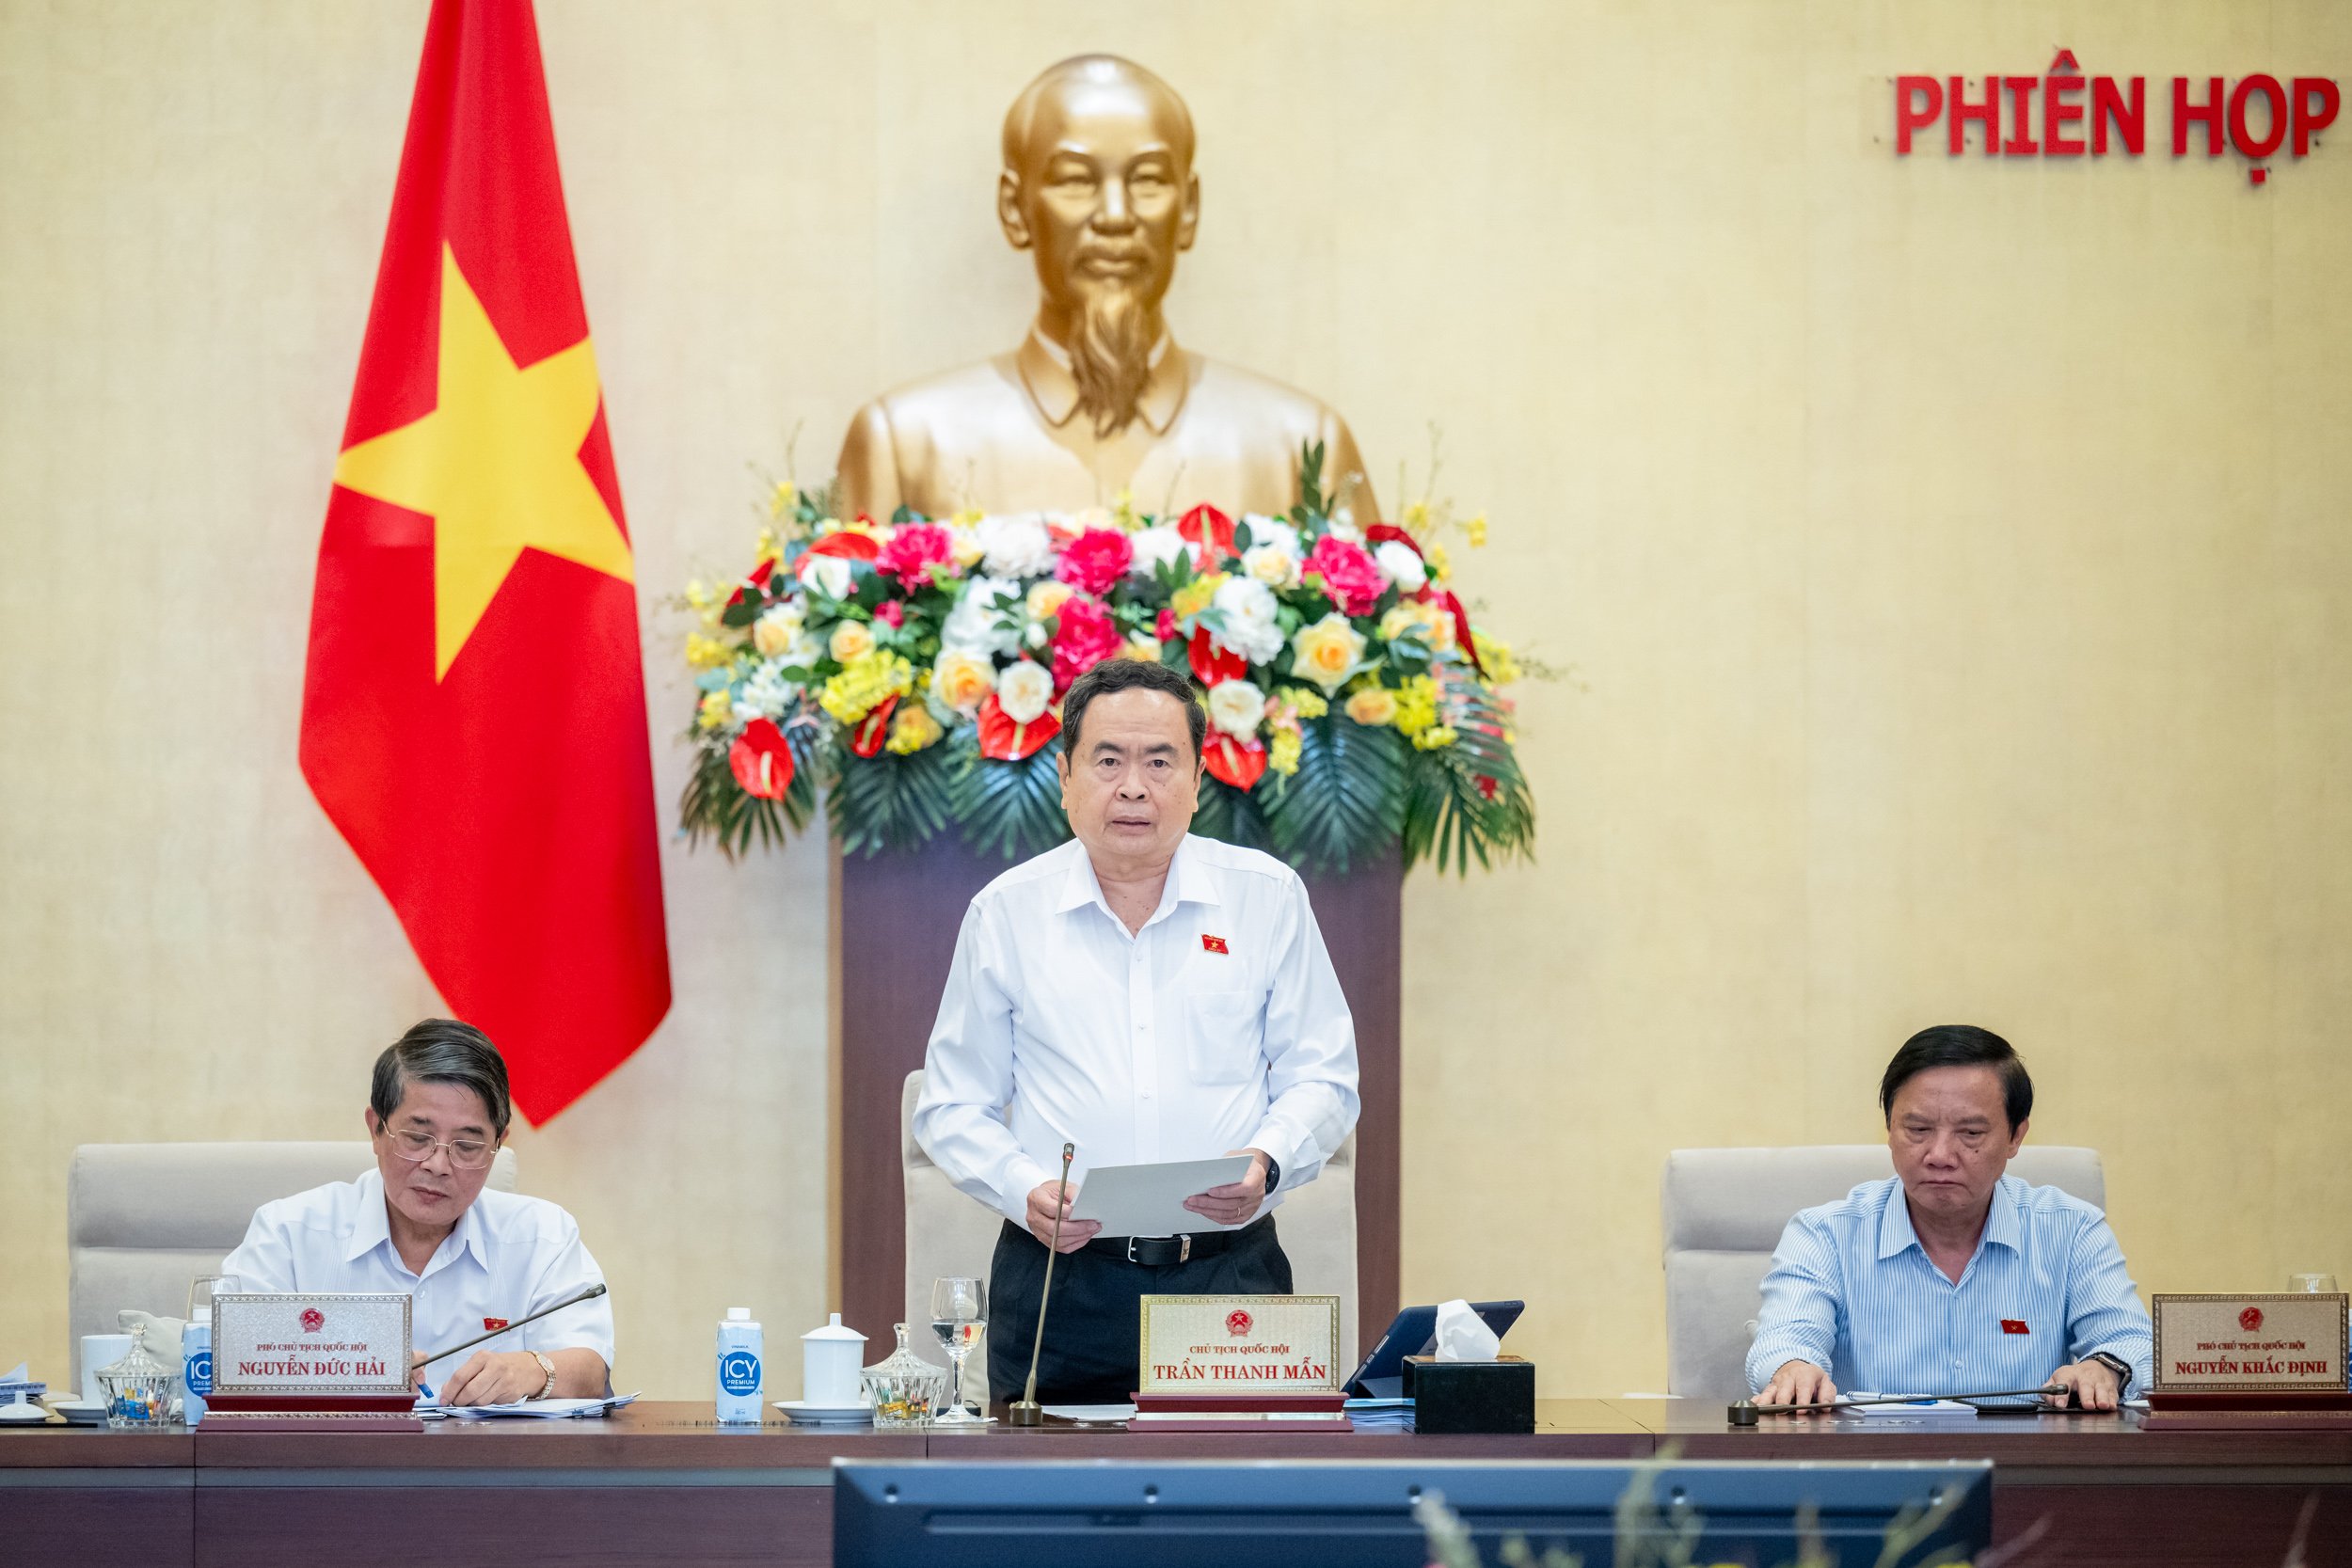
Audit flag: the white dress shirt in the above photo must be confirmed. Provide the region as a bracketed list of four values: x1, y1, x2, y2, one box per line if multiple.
[220, 1167, 615, 1370]
[914, 833, 1361, 1227]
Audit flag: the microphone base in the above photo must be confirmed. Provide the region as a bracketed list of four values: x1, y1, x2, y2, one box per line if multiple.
[1007, 1400, 1044, 1427]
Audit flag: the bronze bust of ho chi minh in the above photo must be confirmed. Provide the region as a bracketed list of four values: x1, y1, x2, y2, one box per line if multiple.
[834, 54, 1379, 524]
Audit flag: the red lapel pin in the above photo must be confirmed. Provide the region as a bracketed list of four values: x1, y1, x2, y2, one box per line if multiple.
[484, 1317, 510, 1332]
[1200, 934, 1229, 954]
[2000, 1319, 2028, 1335]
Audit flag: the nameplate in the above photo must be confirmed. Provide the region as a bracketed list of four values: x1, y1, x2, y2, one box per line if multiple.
[2152, 1293, 2347, 1392]
[212, 1293, 412, 1397]
[1137, 1294, 1341, 1394]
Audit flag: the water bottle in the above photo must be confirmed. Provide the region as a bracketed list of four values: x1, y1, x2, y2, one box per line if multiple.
[181, 1321, 212, 1426]
[716, 1307, 763, 1424]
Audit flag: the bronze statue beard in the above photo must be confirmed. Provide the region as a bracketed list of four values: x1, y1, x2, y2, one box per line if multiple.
[1069, 280, 1152, 438]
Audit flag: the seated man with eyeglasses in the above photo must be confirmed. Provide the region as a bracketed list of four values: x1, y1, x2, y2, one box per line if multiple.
[220, 1019, 612, 1405]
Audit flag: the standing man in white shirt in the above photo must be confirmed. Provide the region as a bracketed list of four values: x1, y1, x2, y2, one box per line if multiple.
[221, 1019, 613, 1405]
[915, 658, 1361, 1403]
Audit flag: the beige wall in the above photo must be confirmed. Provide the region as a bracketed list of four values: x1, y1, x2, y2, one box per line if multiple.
[3, 0, 2345, 1401]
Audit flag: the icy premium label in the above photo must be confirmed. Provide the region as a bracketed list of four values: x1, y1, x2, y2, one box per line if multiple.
[187, 1348, 214, 1395]
[718, 1351, 761, 1396]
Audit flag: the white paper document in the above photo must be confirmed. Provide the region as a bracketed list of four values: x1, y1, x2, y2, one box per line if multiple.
[444, 1391, 641, 1420]
[1069, 1155, 1255, 1235]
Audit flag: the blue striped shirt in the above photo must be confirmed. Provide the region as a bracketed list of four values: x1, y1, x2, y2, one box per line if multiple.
[1745, 1175, 2155, 1397]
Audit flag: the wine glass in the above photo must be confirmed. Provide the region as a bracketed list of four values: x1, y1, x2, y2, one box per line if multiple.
[929, 1276, 986, 1424]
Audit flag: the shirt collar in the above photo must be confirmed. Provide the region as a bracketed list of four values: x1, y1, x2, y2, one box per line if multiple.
[1017, 324, 1189, 436]
[1055, 835, 1224, 927]
[350, 1164, 491, 1273]
[1878, 1174, 2023, 1260]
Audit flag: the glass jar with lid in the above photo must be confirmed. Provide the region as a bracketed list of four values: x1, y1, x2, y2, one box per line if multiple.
[96, 1323, 178, 1429]
[860, 1323, 951, 1429]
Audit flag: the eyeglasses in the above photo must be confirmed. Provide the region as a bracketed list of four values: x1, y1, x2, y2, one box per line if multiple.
[380, 1127, 497, 1171]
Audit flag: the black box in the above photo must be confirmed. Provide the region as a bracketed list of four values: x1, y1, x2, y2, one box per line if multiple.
[1401, 1354, 1535, 1434]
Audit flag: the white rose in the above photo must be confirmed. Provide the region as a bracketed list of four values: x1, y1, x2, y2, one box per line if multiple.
[977, 513, 1057, 578]
[1208, 576, 1285, 666]
[795, 552, 853, 601]
[1240, 516, 1299, 559]
[940, 577, 1024, 657]
[1242, 542, 1301, 590]
[1127, 525, 1189, 578]
[1204, 678, 1267, 740]
[1374, 540, 1428, 592]
[997, 659, 1054, 724]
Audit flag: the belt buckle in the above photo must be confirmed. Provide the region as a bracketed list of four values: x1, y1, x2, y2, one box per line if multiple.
[1124, 1234, 1191, 1264]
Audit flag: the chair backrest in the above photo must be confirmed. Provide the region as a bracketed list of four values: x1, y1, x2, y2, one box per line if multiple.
[1659, 1144, 2106, 1397]
[900, 1071, 1360, 1394]
[67, 1141, 518, 1385]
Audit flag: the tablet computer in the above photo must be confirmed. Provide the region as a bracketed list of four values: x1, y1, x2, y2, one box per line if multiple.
[1343, 1301, 1525, 1398]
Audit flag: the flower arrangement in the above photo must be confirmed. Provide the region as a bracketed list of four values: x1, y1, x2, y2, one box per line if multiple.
[677, 445, 1534, 876]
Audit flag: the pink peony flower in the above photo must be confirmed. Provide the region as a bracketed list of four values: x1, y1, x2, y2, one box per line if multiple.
[1305, 534, 1385, 617]
[1055, 527, 1135, 597]
[1050, 594, 1125, 692]
[873, 600, 904, 628]
[1156, 608, 1179, 641]
[876, 523, 954, 588]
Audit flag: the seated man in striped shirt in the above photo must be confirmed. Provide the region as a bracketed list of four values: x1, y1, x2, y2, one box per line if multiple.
[1748, 1025, 2153, 1411]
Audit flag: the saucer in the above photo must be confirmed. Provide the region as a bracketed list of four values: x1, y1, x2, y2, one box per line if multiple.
[771, 1399, 870, 1424]
[45, 1399, 111, 1426]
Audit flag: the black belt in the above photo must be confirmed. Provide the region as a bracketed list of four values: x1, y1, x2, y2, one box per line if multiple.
[1083, 1223, 1252, 1267]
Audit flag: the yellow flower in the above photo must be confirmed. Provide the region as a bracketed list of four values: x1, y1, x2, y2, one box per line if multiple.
[1278, 686, 1328, 720]
[1391, 674, 1441, 740]
[1412, 724, 1458, 751]
[696, 689, 733, 731]
[1111, 488, 1143, 531]
[1124, 634, 1164, 663]
[818, 651, 914, 725]
[1426, 542, 1453, 582]
[684, 578, 718, 612]
[1400, 499, 1431, 533]
[1268, 726, 1302, 775]
[1472, 631, 1522, 686]
[947, 512, 986, 569]
[1377, 600, 1454, 651]
[839, 515, 886, 542]
[685, 632, 733, 671]
[767, 482, 795, 520]
[931, 648, 997, 714]
[885, 703, 945, 754]
[1025, 580, 1076, 621]
[1464, 512, 1488, 548]
[1289, 612, 1367, 694]
[828, 620, 877, 664]
[1168, 570, 1227, 623]
[1343, 688, 1398, 727]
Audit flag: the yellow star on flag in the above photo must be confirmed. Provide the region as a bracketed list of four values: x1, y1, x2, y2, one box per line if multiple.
[333, 245, 634, 679]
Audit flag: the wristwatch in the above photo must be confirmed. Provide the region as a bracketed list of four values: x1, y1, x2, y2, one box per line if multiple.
[2086, 1350, 2132, 1393]
[530, 1351, 557, 1401]
[1262, 1155, 1281, 1194]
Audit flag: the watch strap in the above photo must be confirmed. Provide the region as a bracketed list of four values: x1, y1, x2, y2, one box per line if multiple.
[532, 1350, 556, 1400]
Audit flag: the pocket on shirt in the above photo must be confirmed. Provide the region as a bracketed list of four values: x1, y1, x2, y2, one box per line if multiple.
[1184, 990, 1264, 1085]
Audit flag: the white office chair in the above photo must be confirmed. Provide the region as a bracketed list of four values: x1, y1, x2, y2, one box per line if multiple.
[67, 1141, 517, 1386]
[900, 1070, 1360, 1396]
[1659, 1144, 2106, 1396]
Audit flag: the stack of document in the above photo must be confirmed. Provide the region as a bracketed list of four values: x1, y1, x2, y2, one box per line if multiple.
[435, 1392, 640, 1420]
[1343, 1396, 1414, 1430]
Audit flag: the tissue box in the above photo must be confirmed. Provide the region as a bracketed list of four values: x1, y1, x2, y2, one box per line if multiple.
[1402, 1354, 1534, 1434]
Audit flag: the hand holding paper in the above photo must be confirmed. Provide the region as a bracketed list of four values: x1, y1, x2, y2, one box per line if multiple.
[1070, 1156, 1254, 1235]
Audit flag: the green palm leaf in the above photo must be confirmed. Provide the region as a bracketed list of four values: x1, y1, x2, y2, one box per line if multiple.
[1400, 682, 1536, 875]
[1262, 716, 1408, 874]
[679, 721, 823, 858]
[1193, 775, 1276, 854]
[948, 738, 1073, 863]
[827, 733, 957, 858]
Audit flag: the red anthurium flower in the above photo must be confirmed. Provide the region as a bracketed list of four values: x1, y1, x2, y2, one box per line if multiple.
[1364, 523, 1422, 557]
[1476, 775, 1500, 801]
[977, 691, 1060, 761]
[725, 554, 780, 609]
[1178, 503, 1237, 562]
[728, 718, 795, 799]
[803, 531, 881, 562]
[1202, 733, 1268, 792]
[1188, 626, 1247, 686]
[847, 695, 898, 758]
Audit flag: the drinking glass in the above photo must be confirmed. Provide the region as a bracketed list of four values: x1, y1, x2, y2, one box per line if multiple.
[929, 1276, 986, 1424]
[2289, 1274, 2340, 1294]
[187, 1275, 241, 1329]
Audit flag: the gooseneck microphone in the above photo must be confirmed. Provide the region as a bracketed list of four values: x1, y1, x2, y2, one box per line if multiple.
[414, 1282, 609, 1369]
[1008, 1142, 1076, 1428]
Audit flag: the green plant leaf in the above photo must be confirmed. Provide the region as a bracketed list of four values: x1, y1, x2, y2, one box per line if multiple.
[1193, 775, 1276, 855]
[677, 721, 821, 858]
[1399, 681, 1536, 875]
[1262, 716, 1407, 874]
[947, 737, 1073, 863]
[827, 733, 957, 858]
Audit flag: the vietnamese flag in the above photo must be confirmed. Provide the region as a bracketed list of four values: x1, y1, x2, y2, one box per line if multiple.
[299, 0, 670, 1122]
